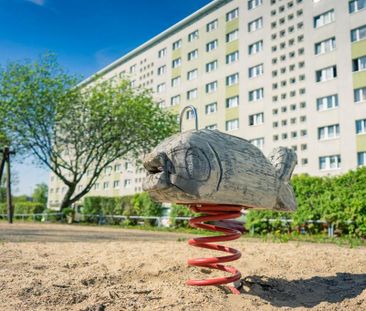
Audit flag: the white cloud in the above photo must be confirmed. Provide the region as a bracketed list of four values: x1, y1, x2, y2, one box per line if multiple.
[26, 0, 46, 6]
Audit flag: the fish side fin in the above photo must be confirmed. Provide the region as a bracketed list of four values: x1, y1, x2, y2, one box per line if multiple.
[268, 147, 297, 182]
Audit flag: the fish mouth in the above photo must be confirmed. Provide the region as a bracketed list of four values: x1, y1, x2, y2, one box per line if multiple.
[143, 152, 174, 192]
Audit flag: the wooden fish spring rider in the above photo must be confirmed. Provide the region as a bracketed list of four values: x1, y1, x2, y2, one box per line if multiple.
[143, 105, 298, 294]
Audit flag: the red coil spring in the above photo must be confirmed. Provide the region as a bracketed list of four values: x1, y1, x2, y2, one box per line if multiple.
[186, 204, 243, 295]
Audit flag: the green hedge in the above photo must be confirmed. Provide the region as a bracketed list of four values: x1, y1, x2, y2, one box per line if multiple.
[0, 201, 45, 219]
[82, 192, 163, 225]
[169, 204, 195, 228]
[246, 167, 366, 237]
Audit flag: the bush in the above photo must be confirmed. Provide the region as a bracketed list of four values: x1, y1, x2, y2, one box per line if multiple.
[0, 202, 44, 219]
[42, 208, 64, 222]
[169, 204, 196, 228]
[245, 167, 366, 237]
[82, 193, 163, 226]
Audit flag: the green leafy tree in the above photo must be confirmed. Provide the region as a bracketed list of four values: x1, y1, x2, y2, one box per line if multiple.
[32, 183, 48, 206]
[0, 54, 178, 209]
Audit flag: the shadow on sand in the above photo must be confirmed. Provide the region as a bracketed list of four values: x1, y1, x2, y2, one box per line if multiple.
[238, 273, 366, 308]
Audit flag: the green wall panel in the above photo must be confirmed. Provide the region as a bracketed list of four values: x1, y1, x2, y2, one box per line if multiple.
[353, 71, 366, 89]
[352, 40, 366, 59]
[225, 107, 239, 120]
[356, 134, 366, 151]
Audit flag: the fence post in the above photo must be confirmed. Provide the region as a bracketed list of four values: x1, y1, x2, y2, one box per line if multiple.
[328, 223, 334, 237]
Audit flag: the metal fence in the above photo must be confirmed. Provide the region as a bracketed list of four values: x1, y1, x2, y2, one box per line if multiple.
[250, 218, 356, 237]
[0, 213, 356, 237]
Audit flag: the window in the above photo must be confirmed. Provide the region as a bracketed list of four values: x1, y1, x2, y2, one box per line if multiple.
[351, 25, 366, 42]
[248, 17, 263, 32]
[207, 40, 218, 52]
[188, 30, 199, 42]
[171, 95, 180, 106]
[318, 124, 340, 140]
[227, 8, 239, 21]
[315, 37, 336, 55]
[125, 162, 132, 171]
[207, 19, 218, 32]
[226, 119, 239, 131]
[130, 80, 136, 88]
[186, 110, 195, 120]
[248, 0, 263, 10]
[226, 29, 239, 42]
[206, 124, 218, 130]
[187, 69, 198, 80]
[249, 40, 263, 55]
[157, 65, 166, 76]
[316, 94, 339, 110]
[158, 48, 167, 58]
[249, 88, 264, 101]
[124, 179, 132, 188]
[316, 65, 337, 82]
[205, 102, 217, 114]
[250, 137, 264, 150]
[172, 39, 182, 50]
[206, 81, 218, 93]
[226, 51, 239, 64]
[354, 87, 366, 102]
[172, 58, 182, 68]
[187, 89, 198, 100]
[352, 56, 366, 72]
[319, 155, 341, 170]
[156, 83, 166, 93]
[206, 60, 218, 72]
[224, 97, 239, 110]
[188, 49, 198, 61]
[103, 182, 109, 190]
[226, 73, 239, 86]
[113, 180, 120, 189]
[349, 0, 366, 13]
[358, 151, 366, 166]
[157, 100, 165, 108]
[114, 164, 121, 172]
[249, 112, 264, 126]
[356, 119, 366, 134]
[314, 10, 335, 28]
[171, 76, 181, 87]
[248, 64, 263, 78]
[129, 64, 136, 73]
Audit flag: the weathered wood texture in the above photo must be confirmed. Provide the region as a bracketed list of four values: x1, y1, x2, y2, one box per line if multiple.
[143, 130, 297, 211]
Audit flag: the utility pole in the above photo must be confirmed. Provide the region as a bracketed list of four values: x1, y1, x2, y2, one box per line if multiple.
[0, 147, 16, 224]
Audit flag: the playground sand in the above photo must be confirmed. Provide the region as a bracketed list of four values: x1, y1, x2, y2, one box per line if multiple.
[0, 223, 365, 311]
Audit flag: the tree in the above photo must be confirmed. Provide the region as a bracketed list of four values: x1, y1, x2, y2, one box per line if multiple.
[0, 54, 178, 209]
[32, 183, 48, 206]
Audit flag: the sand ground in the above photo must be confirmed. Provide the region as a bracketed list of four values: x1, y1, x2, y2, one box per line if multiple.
[0, 223, 365, 311]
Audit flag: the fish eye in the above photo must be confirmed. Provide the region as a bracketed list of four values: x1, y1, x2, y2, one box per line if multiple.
[185, 147, 211, 181]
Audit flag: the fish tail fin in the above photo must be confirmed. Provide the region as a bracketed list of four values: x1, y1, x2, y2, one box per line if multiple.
[268, 147, 297, 182]
[274, 183, 297, 211]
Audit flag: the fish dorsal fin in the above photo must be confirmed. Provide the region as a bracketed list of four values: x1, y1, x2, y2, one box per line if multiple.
[268, 147, 297, 182]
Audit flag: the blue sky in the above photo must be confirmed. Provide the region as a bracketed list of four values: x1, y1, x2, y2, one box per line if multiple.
[0, 0, 212, 195]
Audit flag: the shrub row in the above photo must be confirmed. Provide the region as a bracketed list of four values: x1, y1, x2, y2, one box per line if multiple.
[0, 201, 44, 218]
[82, 192, 162, 225]
[246, 167, 366, 237]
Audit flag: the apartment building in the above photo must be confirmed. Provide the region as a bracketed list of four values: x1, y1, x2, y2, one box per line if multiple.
[48, 0, 366, 208]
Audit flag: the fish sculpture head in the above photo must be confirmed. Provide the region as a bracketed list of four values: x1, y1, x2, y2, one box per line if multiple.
[143, 132, 222, 203]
